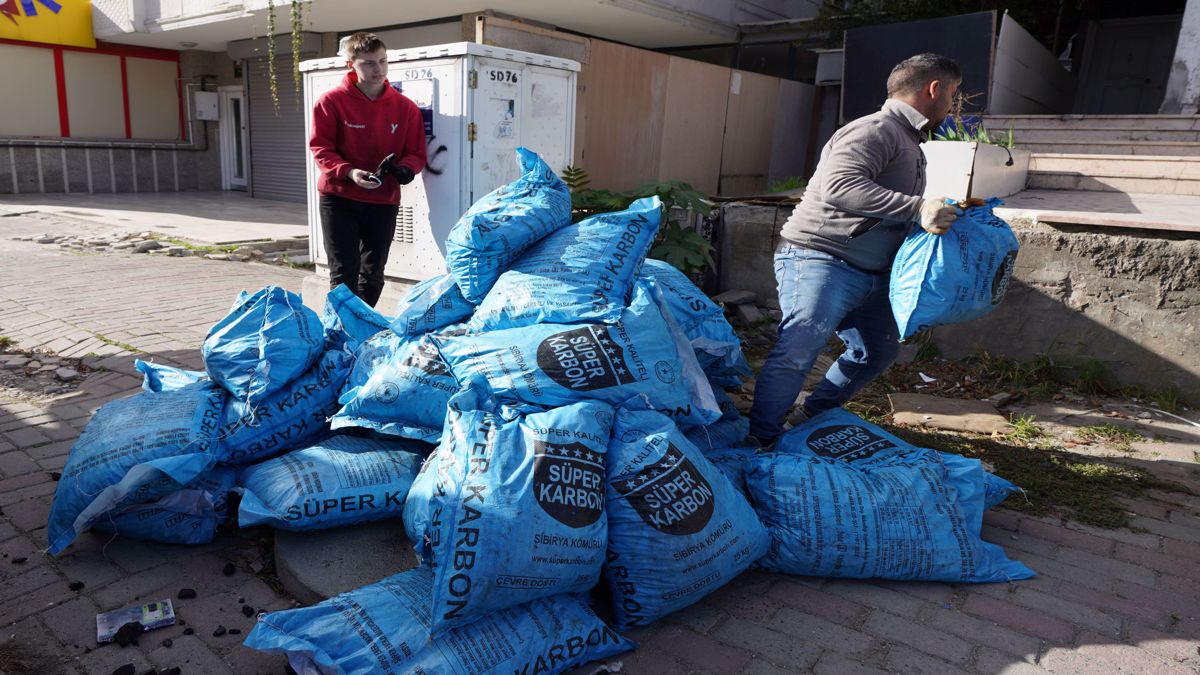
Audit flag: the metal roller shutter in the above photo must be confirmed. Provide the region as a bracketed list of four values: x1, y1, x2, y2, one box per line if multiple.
[246, 56, 310, 203]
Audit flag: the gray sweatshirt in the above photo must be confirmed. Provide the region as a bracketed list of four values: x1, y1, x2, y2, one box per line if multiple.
[780, 99, 928, 272]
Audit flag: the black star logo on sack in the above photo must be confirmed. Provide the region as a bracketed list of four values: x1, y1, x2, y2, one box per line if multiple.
[806, 424, 897, 462]
[532, 441, 605, 528]
[535, 325, 635, 391]
[613, 445, 714, 535]
[401, 335, 449, 377]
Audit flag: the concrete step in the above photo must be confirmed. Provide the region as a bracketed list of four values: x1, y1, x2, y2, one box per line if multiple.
[983, 114, 1200, 131]
[276, 520, 419, 605]
[1016, 140, 1200, 157]
[1027, 153, 1200, 195]
[1007, 128, 1200, 144]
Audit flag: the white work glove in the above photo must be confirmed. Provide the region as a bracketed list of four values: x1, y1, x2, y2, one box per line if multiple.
[916, 197, 958, 235]
[349, 168, 381, 189]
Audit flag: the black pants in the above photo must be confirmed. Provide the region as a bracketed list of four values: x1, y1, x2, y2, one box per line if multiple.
[319, 194, 399, 308]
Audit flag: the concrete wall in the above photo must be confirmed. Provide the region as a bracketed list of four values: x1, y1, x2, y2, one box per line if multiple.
[933, 221, 1200, 399]
[717, 202, 790, 309]
[0, 49, 238, 196]
[1161, 0, 1200, 114]
[718, 203, 1200, 399]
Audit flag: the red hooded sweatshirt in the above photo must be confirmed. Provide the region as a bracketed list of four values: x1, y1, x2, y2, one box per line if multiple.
[309, 71, 428, 205]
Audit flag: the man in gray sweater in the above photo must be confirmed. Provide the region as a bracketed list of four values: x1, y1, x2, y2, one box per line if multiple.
[749, 53, 961, 446]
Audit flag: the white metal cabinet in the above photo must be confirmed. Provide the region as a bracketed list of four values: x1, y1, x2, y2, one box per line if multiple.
[301, 42, 580, 283]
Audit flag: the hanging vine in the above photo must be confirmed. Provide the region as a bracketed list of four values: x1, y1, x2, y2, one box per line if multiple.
[290, 0, 303, 107]
[266, 0, 279, 115]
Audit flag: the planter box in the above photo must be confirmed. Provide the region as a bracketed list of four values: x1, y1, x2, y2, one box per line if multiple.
[922, 140, 1031, 201]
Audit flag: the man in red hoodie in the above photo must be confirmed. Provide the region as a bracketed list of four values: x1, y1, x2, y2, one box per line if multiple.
[309, 32, 428, 307]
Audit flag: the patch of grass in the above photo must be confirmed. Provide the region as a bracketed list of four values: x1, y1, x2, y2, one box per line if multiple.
[93, 333, 145, 354]
[975, 349, 1063, 398]
[907, 329, 940, 362]
[279, 254, 316, 270]
[1007, 414, 1045, 443]
[1074, 357, 1114, 396]
[767, 175, 807, 193]
[844, 399, 889, 425]
[1150, 385, 1185, 413]
[887, 425, 1187, 529]
[1074, 423, 1144, 453]
[0, 335, 13, 349]
[156, 236, 238, 255]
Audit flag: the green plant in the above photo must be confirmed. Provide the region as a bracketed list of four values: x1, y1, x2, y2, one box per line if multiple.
[290, 0, 304, 104]
[888, 425, 1185, 529]
[931, 91, 1015, 149]
[92, 333, 145, 354]
[976, 349, 1063, 394]
[767, 176, 807, 193]
[1150, 385, 1185, 413]
[907, 329, 940, 361]
[1074, 357, 1113, 396]
[0, 335, 13, 349]
[561, 166, 590, 191]
[1074, 423, 1144, 453]
[1007, 414, 1045, 443]
[266, 0, 279, 114]
[561, 167, 715, 276]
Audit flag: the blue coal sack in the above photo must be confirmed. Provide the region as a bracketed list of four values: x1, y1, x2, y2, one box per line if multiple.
[331, 328, 462, 443]
[93, 467, 237, 545]
[322, 284, 391, 346]
[242, 567, 634, 675]
[746, 408, 1034, 583]
[410, 385, 613, 635]
[469, 196, 662, 332]
[890, 198, 1020, 339]
[237, 434, 430, 531]
[637, 259, 750, 386]
[445, 147, 572, 303]
[434, 284, 721, 428]
[603, 406, 769, 630]
[217, 347, 354, 465]
[47, 382, 228, 554]
[390, 273, 475, 336]
[202, 286, 325, 407]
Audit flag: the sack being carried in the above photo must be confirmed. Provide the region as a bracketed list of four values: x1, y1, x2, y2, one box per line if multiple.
[746, 408, 1034, 583]
[890, 198, 1019, 340]
[409, 384, 613, 635]
[237, 434, 430, 531]
[242, 567, 634, 675]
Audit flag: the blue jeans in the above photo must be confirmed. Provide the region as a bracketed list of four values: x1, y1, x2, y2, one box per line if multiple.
[748, 245, 900, 441]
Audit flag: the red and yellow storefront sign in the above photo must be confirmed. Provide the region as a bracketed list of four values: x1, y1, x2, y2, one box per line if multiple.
[0, 0, 95, 49]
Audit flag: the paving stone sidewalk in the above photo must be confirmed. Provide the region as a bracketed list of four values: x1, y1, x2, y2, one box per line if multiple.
[0, 214, 1198, 674]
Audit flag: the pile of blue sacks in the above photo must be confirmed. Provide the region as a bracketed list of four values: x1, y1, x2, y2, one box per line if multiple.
[46, 147, 1033, 674]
